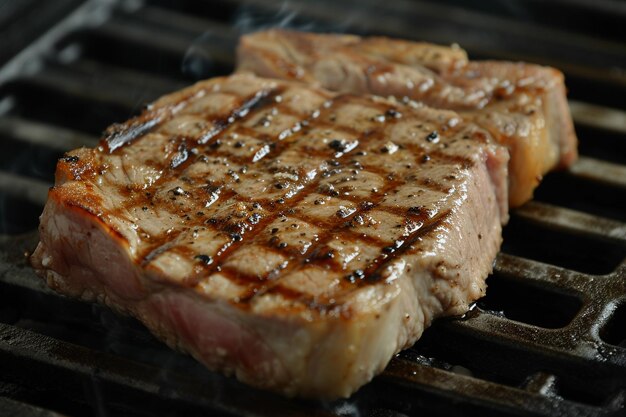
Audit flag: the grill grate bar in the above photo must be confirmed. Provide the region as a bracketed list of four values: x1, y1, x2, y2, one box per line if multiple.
[513, 201, 626, 243]
[13, 69, 142, 113]
[0, 115, 98, 151]
[0, 321, 351, 417]
[60, 58, 188, 96]
[568, 157, 626, 189]
[447, 308, 577, 348]
[0, 172, 50, 206]
[0, 396, 67, 417]
[383, 358, 608, 417]
[570, 101, 626, 133]
[494, 253, 592, 289]
[445, 308, 626, 375]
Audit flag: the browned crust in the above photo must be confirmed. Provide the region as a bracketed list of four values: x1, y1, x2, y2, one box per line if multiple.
[237, 30, 579, 207]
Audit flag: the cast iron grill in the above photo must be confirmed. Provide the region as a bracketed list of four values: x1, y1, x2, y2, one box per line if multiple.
[0, 0, 625, 415]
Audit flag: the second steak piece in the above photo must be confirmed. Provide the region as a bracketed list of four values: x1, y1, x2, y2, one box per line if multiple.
[237, 29, 578, 207]
[31, 73, 508, 398]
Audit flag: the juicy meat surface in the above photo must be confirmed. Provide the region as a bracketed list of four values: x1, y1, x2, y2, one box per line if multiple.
[237, 29, 578, 207]
[31, 73, 507, 398]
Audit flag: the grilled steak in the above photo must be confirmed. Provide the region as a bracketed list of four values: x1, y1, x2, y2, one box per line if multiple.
[31, 73, 508, 398]
[237, 29, 578, 207]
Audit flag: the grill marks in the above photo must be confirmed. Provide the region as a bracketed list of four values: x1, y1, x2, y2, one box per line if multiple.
[180, 95, 347, 282]
[240, 30, 580, 210]
[198, 88, 278, 145]
[105, 117, 163, 152]
[95, 75, 482, 310]
[102, 84, 225, 153]
[239, 175, 449, 310]
[125, 89, 285, 265]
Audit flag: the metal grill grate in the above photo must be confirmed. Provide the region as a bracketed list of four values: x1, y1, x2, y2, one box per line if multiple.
[0, 0, 625, 415]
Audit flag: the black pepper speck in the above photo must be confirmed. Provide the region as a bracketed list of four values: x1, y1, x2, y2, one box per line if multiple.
[345, 269, 365, 283]
[194, 254, 213, 265]
[329, 140, 346, 152]
[385, 109, 402, 118]
[426, 131, 439, 142]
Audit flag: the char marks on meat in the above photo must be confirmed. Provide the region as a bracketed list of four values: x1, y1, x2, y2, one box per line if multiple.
[237, 30, 577, 207]
[32, 73, 507, 398]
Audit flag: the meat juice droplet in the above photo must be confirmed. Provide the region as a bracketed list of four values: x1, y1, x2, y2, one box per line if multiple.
[329, 139, 347, 152]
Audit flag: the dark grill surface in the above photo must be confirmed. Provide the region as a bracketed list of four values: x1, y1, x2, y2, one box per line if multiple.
[1, 0, 625, 416]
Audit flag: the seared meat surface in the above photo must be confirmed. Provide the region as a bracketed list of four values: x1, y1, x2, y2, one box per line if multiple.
[237, 30, 577, 206]
[31, 73, 507, 398]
